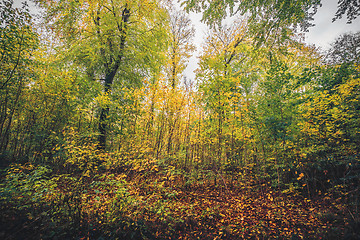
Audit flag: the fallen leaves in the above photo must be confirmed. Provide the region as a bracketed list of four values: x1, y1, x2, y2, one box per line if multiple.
[1, 169, 353, 239]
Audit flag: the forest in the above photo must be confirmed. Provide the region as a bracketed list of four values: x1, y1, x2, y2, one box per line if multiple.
[0, 0, 359, 239]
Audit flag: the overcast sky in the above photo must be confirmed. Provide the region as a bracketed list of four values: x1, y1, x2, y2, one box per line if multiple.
[183, 0, 360, 80]
[306, 0, 360, 49]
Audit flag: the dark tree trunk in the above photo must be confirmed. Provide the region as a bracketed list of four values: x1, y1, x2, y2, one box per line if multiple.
[97, 7, 130, 150]
[98, 68, 118, 150]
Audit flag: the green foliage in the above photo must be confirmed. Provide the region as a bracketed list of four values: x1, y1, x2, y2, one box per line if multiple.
[59, 128, 105, 176]
[183, 0, 320, 29]
[333, 0, 360, 23]
[1, 164, 52, 207]
[0, 0, 38, 89]
[0, 0, 39, 164]
[326, 32, 360, 65]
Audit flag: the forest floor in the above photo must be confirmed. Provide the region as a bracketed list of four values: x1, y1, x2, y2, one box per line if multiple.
[114, 171, 354, 239]
[0, 164, 358, 239]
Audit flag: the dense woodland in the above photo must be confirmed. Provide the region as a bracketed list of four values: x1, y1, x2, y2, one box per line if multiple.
[0, 0, 359, 239]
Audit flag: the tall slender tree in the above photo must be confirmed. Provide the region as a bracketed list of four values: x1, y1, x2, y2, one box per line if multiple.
[36, 0, 168, 149]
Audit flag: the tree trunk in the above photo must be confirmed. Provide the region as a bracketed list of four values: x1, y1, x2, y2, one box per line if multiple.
[97, 7, 130, 150]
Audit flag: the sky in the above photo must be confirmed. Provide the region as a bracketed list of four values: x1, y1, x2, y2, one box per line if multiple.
[305, 0, 360, 49]
[183, 0, 360, 80]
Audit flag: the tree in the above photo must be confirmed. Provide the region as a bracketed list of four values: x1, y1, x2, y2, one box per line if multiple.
[182, 0, 360, 48]
[196, 19, 252, 168]
[333, 0, 360, 23]
[0, 0, 38, 89]
[326, 31, 360, 65]
[0, 0, 38, 159]
[166, 7, 195, 89]
[164, 8, 195, 155]
[182, 0, 321, 45]
[36, 0, 168, 150]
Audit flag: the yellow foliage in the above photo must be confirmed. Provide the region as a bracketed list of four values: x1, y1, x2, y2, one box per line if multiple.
[95, 92, 112, 108]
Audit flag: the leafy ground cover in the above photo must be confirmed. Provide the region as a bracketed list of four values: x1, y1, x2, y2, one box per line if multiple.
[1, 161, 357, 240]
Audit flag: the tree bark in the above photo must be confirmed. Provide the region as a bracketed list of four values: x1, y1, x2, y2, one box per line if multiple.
[97, 7, 130, 150]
